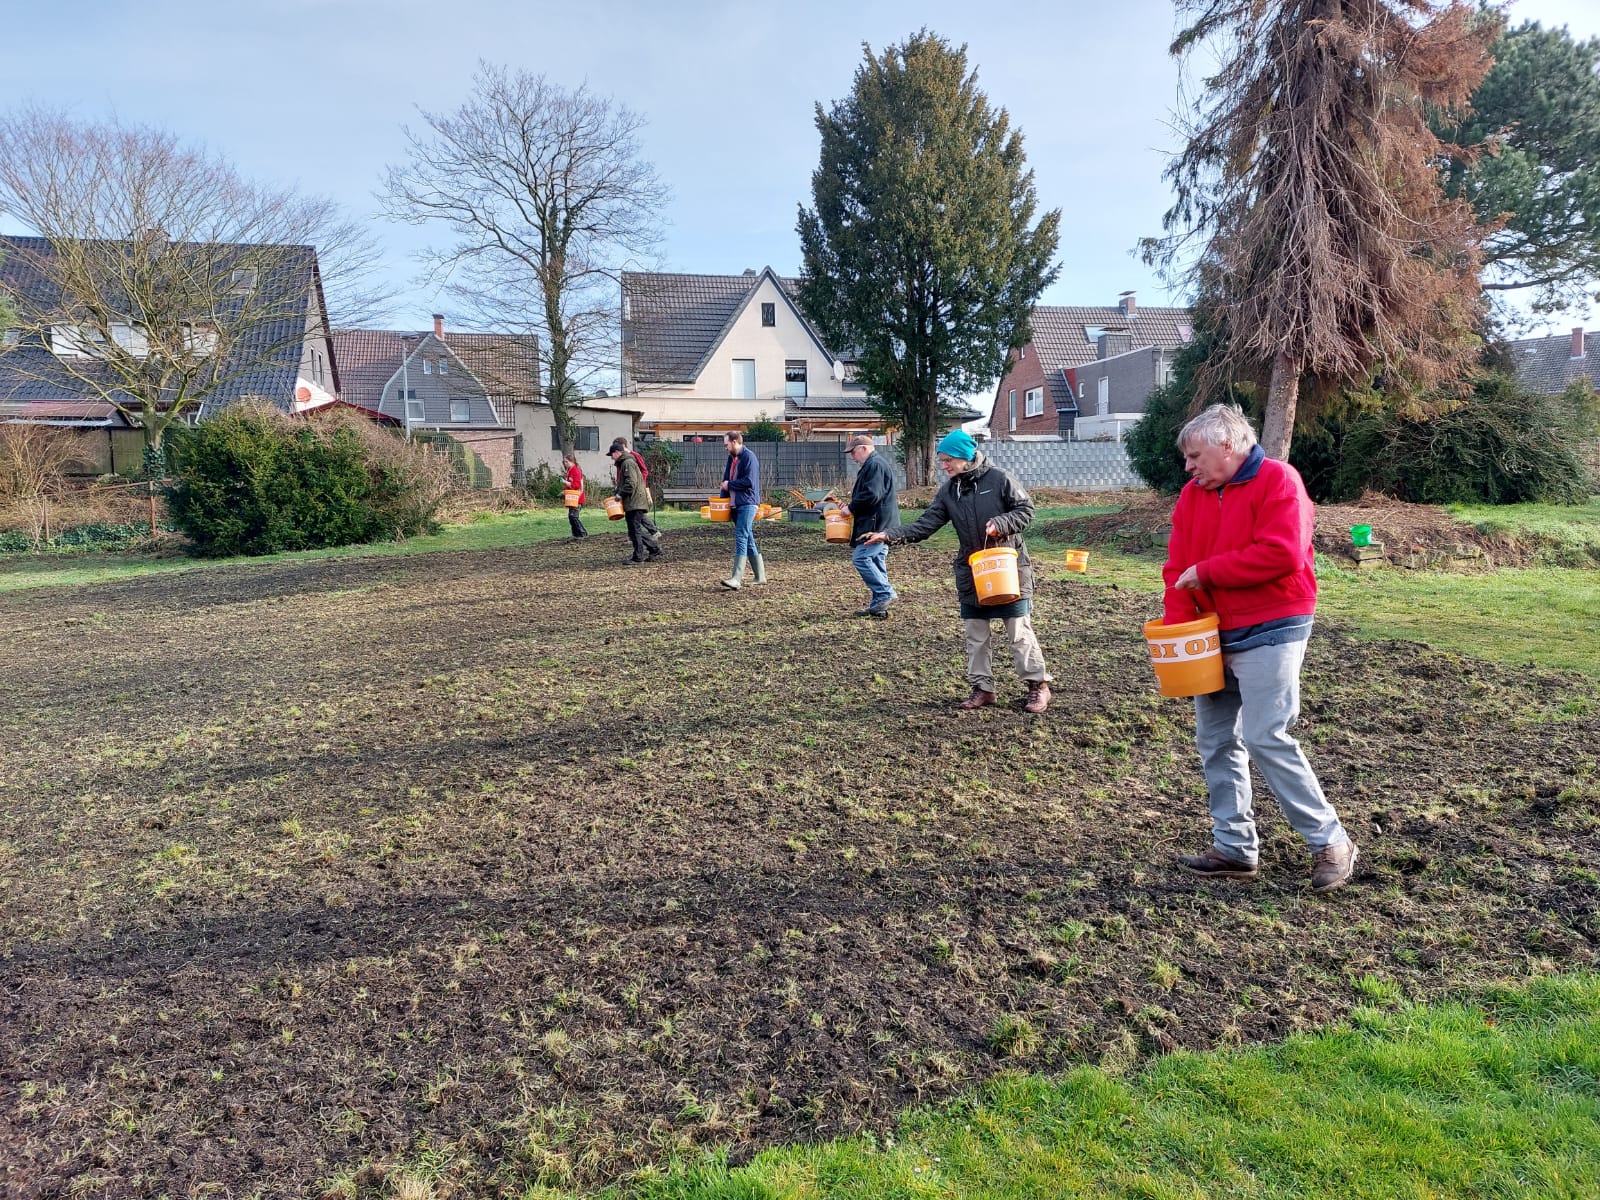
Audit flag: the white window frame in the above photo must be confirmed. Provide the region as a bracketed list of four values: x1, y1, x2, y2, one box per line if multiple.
[438, 358, 449, 375]
[731, 358, 756, 399]
[785, 359, 807, 399]
[1024, 387, 1044, 418]
[1008, 389, 1017, 431]
[406, 399, 426, 422]
[450, 398, 470, 422]
[423, 358, 433, 374]
[1097, 376, 1109, 416]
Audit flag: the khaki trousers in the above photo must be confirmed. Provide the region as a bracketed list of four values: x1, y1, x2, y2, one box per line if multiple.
[963, 616, 1050, 693]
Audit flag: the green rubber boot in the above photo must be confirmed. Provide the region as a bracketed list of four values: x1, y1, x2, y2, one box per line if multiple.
[720, 554, 747, 590]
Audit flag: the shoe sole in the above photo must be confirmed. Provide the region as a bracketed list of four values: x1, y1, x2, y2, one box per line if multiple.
[1178, 860, 1258, 880]
[1311, 844, 1359, 893]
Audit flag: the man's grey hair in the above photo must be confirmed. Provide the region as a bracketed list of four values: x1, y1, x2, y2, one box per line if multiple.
[1178, 404, 1259, 451]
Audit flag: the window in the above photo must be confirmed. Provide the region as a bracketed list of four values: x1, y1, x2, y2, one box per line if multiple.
[450, 398, 470, 422]
[1097, 376, 1109, 415]
[1083, 325, 1105, 344]
[1008, 390, 1017, 431]
[785, 359, 807, 399]
[1078, 382, 1086, 400]
[1024, 387, 1044, 418]
[182, 323, 218, 357]
[732, 358, 756, 399]
[229, 269, 257, 294]
[551, 426, 599, 451]
[406, 399, 425, 422]
[438, 358, 449, 375]
[0, 329, 18, 348]
[761, 303, 775, 327]
[423, 358, 434, 374]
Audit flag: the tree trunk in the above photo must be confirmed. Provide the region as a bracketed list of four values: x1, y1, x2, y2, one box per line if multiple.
[1261, 350, 1300, 461]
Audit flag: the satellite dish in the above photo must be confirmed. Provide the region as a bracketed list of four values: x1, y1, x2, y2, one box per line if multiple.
[832, 360, 845, 380]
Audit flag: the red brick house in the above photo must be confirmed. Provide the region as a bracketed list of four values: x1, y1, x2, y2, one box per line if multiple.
[989, 294, 1192, 440]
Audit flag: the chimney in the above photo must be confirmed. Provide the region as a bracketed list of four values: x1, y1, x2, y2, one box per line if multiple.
[433, 313, 445, 338]
[1573, 327, 1586, 360]
[1118, 291, 1136, 317]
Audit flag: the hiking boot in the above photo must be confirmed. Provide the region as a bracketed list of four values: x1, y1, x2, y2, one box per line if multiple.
[1176, 845, 1259, 880]
[1024, 681, 1052, 714]
[1310, 839, 1359, 893]
[956, 687, 997, 710]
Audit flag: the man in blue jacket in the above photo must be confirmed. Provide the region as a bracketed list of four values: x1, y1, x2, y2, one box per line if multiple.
[838, 435, 900, 618]
[718, 431, 765, 589]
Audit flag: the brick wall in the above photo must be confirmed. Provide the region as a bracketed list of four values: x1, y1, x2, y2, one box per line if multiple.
[983, 441, 1144, 491]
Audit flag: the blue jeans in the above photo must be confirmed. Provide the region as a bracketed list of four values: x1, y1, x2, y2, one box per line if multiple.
[851, 541, 895, 607]
[1193, 638, 1348, 862]
[732, 503, 758, 558]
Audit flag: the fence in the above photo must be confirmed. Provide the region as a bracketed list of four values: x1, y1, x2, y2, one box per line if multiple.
[982, 441, 1144, 491]
[663, 441, 861, 495]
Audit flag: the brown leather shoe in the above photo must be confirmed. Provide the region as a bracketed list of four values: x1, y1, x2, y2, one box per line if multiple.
[1024, 681, 1052, 714]
[1310, 839, 1359, 892]
[956, 687, 997, 710]
[1176, 845, 1259, 879]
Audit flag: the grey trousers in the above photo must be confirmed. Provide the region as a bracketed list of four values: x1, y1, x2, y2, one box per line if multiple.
[963, 616, 1051, 693]
[1193, 638, 1348, 861]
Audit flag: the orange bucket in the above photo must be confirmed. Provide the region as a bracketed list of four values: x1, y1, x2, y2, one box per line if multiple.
[1064, 549, 1089, 573]
[708, 496, 731, 522]
[824, 510, 853, 543]
[604, 495, 624, 521]
[1142, 613, 1224, 697]
[968, 546, 1021, 605]
[700, 505, 713, 520]
[562, 489, 582, 509]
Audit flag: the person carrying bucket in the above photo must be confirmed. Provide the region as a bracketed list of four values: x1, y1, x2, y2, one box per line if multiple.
[718, 431, 766, 589]
[561, 451, 588, 541]
[862, 429, 1052, 713]
[1162, 403, 1357, 894]
[837, 434, 900, 619]
[608, 438, 661, 565]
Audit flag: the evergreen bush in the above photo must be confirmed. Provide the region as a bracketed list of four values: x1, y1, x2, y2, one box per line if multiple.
[1332, 372, 1595, 505]
[167, 404, 449, 556]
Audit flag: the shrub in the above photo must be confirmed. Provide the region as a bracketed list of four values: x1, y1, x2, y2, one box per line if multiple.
[640, 441, 682, 502]
[1332, 371, 1595, 505]
[744, 414, 787, 442]
[167, 404, 449, 556]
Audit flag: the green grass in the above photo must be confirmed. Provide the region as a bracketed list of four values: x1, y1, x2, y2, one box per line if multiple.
[0, 506, 708, 594]
[1448, 498, 1600, 566]
[1314, 559, 1600, 678]
[614, 974, 1600, 1199]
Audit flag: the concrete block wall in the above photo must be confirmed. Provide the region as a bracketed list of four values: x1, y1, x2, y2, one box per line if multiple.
[984, 441, 1144, 491]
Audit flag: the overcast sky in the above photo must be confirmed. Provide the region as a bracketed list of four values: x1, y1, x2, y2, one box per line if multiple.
[4, 0, 1598, 360]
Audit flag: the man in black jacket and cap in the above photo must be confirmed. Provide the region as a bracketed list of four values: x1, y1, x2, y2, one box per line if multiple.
[837, 435, 900, 618]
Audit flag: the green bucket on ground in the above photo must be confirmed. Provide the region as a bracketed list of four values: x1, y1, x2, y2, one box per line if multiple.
[1350, 524, 1373, 547]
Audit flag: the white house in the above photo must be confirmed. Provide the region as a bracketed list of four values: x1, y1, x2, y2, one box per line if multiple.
[619, 267, 883, 441]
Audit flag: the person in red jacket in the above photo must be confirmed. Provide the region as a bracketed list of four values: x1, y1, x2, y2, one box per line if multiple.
[1162, 404, 1357, 893]
[561, 452, 588, 540]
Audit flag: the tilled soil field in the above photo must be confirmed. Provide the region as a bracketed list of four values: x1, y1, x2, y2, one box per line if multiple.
[2, 523, 1597, 1198]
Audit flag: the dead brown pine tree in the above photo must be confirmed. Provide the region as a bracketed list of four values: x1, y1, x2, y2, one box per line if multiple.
[1152, 0, 1497, 459]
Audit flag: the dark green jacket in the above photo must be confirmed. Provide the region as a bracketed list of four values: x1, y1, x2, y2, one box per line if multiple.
[882, 454, 1036, 617]
[614, 452, 651, 512]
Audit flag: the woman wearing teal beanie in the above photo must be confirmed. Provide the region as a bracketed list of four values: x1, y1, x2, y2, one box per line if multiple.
[863, 431, 1053, 713]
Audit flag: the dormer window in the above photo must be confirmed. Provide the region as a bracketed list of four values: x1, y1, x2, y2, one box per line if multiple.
[229, 269, 257, 294]
[1083, 325, 1105, 344]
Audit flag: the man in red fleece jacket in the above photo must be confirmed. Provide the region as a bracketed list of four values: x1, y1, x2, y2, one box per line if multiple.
[1162, 404, 1357, 893]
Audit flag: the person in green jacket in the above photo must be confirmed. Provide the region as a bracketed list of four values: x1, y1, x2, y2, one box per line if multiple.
[863, 429, 1052, 713]
[608, 438, 661, 564]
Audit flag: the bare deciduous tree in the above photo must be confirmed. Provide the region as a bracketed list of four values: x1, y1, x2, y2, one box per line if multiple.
[1150, 0, 1497, 459]
[0, 108, 386, 452]
[380, 63, 670, 455]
